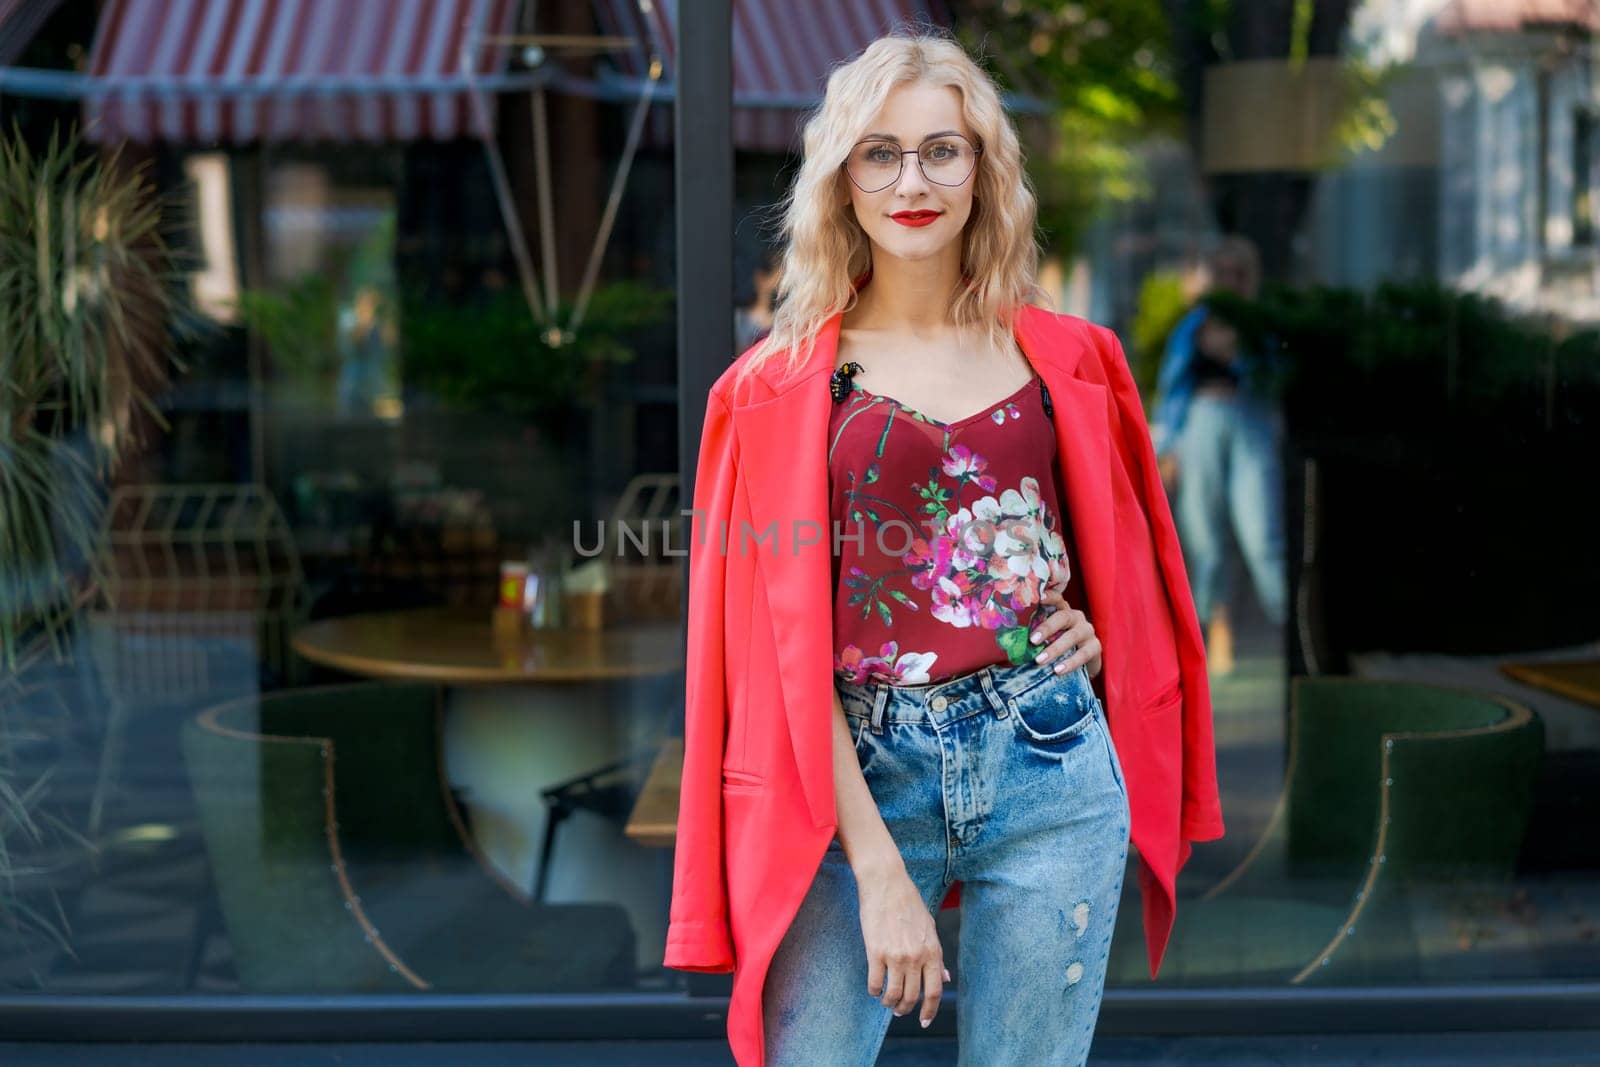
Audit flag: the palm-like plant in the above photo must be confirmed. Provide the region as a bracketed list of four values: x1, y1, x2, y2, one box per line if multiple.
[0, 121, 185, 976]
[0, 122, 183, 669]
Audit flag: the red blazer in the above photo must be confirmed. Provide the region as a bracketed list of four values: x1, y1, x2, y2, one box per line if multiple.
[665, 303, 1225, 1066]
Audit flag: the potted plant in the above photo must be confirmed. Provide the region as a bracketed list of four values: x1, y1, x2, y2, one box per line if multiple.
[0, 121, 185, 980]
[399, 278, 672, 435]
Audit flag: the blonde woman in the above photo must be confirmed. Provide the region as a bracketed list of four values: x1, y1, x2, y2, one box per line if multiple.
[665, 29, 1225, 1067]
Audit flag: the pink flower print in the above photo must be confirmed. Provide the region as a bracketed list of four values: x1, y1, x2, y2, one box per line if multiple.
[904, 531, 959, 590]
[834, 643, 892, 685]
[886, 646, 939, 684]
[1047, 550, 1072, 590]
[993, 517, 1052, 583]
[996, 476, 1043, 518]
[952, 512, 997, 561]
[930, 574, 984, 627]
[834, 641, 939, 684]
[989, 402, 1023, 426]
[942, 444, 997, 493]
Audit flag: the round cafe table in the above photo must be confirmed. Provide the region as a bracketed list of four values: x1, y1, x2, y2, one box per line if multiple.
[292, 606, 681, 969]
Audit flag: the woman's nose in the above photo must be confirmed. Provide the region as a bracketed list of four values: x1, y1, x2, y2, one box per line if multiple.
[894, 154, 931, 196]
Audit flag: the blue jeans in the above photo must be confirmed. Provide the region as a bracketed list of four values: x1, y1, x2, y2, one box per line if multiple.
[762, 655, 1131, 1066]
[1171, 389, 1289, 627]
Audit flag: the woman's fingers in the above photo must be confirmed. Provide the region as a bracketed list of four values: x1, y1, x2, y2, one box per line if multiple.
[892, 962, 921, 1016]
[1031, 607, 1083, 660]
[1044, 632, 1102, 675]
[867, 956, 886, 998]
[877, 961, 903, 1008]
[918, 960, 945, 1027]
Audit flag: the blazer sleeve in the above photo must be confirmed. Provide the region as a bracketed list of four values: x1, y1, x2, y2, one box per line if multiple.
[663, 389, 739, 973]
[1096, 324, 1226, 845]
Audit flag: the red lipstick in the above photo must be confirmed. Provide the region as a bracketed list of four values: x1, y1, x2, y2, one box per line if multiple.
[891, 210, 941, 227]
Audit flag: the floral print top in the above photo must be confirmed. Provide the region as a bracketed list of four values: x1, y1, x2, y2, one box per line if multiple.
[829, 372, 1082, 686]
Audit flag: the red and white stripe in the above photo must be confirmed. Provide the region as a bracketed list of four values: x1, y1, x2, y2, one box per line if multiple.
[84, 0, 518, 144]
[595, 0, 945, 154]
[0, 0, 65, 66]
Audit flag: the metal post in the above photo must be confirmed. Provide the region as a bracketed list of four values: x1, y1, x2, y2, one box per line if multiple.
[675, 0, 733, 669]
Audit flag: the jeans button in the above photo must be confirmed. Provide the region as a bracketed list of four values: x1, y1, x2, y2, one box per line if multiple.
[931, 695, 948, 711]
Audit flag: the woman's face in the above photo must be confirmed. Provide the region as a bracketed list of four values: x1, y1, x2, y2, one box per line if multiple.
[841, 81, 978, 267]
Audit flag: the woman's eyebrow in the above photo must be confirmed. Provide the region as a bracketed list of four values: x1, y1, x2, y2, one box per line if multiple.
[860, 129, 965, 142]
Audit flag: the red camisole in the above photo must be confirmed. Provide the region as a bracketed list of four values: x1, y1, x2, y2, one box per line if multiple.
[828, 372, 1083, 686]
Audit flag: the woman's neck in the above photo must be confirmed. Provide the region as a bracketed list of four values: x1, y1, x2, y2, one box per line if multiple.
[846, 250, 964, 337]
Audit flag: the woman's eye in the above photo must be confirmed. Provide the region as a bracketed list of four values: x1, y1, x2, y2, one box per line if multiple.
[924, 144, 956, 160]
[866, 147, 896, 163]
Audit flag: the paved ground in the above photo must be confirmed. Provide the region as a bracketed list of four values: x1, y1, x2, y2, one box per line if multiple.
[4, 1033, 1600, 1066]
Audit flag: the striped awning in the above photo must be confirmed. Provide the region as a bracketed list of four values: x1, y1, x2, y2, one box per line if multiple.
[0, 0, 63, 66]
[593, 0, 947, 154]
[83, 0, 521, 145]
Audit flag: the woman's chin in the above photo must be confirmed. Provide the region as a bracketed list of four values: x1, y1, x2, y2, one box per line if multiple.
[867, 232, 960, 264]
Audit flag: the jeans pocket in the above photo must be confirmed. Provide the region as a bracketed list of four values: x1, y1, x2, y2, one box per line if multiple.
[847, 712, 880, 776]
[1011, 668, 1097, 744]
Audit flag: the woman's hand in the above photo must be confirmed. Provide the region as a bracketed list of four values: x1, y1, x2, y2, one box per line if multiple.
[1029, 587, 1103, 679]
[855, 865, 949, 1028]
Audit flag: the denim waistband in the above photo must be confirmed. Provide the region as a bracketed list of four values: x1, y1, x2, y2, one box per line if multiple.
[835, 652, 1083, 732]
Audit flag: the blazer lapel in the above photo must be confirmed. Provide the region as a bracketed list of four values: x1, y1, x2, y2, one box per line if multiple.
[731, 307, 1120, 833]
[1015, 308, 1120, 642]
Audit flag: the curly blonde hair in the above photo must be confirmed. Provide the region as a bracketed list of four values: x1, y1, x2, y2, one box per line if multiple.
[737, 27, 1049, 388]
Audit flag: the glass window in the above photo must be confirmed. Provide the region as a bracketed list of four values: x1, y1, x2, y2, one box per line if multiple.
[1, 0, 681, 1001]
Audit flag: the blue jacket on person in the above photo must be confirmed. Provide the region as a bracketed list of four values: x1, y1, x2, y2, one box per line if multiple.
[1149, 301, 1282, 457]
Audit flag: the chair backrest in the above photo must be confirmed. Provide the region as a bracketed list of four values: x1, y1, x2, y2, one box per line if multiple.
[604, 473, 680, 622]
[88, 484, 306, 696]
[1286, 678, 1544, 880]
[179, 682, 465, 991]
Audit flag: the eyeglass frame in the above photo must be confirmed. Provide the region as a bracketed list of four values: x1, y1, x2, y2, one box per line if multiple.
[840, 132, 984, 193]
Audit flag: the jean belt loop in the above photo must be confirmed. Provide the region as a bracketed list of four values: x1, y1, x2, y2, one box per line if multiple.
[870, 683, 889, 735]
[978, 667, 1002, 717]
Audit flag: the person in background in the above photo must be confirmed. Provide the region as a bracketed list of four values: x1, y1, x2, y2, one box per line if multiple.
[1151, 236, 1288, 675]
[734, 242, 782, 352]
[335, 285, 393, 416]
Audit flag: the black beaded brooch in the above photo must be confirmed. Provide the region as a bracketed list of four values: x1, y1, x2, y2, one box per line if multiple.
[829, 360, 864, 403]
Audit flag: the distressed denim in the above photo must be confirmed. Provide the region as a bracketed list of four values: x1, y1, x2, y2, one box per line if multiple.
[762, 654, 1131, 1066]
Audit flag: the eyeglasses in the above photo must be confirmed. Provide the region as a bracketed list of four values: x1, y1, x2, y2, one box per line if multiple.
[842, 133, 982, 193]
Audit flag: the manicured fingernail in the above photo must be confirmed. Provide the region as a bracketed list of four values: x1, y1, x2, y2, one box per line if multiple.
[1054, 661, 1067, 673]
[921, 1018, 931, 1028]
[1034, 651, 1047, 663]
[1030, 630, 1042, 644]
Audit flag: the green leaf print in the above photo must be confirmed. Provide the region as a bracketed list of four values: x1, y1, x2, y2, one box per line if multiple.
[876, 600, 893, 627]
[997, 625, 1034, 665]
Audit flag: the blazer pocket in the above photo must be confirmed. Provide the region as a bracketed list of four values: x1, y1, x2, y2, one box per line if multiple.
[1138, 675, 1183, 715]
[720, 767, 767, 794]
